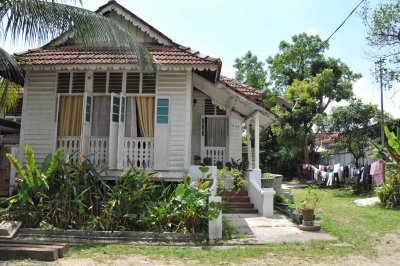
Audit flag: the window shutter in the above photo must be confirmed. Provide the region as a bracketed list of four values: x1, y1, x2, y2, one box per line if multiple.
[57, 73, 70, 93]
[72, 72, 85, 93]
[126, 73, 140, 93]
[109, 72, 123, 93]
[93, 72, 107, 93]
[112, 95, 120, 123]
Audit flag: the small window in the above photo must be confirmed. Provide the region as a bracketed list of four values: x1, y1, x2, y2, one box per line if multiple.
[72, 72, 85, 93]
[85, 95, 92, 122]
[57, 73, 70, 93]
[112, 96, 120, 123]
[142, 73, 156, 93]
[93, 72, 107, 93]
[109, 72, 123, 93]
[157, 98, 169, 124]
[126, 73, 140, 93]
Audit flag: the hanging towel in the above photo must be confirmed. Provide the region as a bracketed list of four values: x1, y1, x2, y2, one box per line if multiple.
[333, 163, 340, 173]
[370, 161, 384, 186]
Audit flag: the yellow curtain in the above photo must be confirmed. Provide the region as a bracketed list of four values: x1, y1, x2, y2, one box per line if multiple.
[57, 96, 83, 136]
[136, 96, 154, 137]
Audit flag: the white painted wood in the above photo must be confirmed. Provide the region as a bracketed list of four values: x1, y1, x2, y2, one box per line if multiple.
[228, 115, 243, 162]
[57, 136, 81, 163]
[117, 93, 126, 169]
[89, 136, 109, 167]
[20, 71, 57, 165]
[123, 137, 154, 169]
[203, 147, 226, 165]
[191, 96, 203, 163]
[254, 112, 260, 170]
[184, 71, 192, 169]
[154, 71, 187, 171]
[81, 92, 92, 155]
[109, 93, 119, 169]
[246, 121, 253, 170]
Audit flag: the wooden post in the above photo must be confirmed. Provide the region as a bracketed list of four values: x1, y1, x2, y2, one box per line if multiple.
[246, 121, 253, 170]
[254, 112, 260, 170]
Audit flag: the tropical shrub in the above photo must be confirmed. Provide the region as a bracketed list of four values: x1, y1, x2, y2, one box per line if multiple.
[1, 145, 222, 233]
[369, 126, 400, 208]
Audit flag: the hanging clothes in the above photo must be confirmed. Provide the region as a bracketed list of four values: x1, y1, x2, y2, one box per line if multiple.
[370, 161, 384, 186]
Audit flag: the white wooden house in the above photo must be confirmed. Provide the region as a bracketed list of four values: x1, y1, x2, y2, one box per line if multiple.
[17, 1, 276, 184]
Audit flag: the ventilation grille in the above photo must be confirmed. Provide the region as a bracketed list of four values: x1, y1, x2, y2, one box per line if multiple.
[142, 73, 156, 93]
[126, 72, 140, 93]
[93, 72, 107, 93]
[109, 72, 123, 93]
[72, 72, 85, 93]
[204, 99, 215, 115]
[57, 73, 70, 93]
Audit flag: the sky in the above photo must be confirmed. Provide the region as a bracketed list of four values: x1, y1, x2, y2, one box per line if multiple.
[3, 0, 400, 118]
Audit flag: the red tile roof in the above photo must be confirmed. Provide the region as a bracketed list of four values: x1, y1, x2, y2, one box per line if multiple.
[18, 45, 221, 66]
[219, 75, 264, 102]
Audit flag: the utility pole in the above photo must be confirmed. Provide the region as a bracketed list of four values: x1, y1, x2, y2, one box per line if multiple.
[377, 58, 385, 146]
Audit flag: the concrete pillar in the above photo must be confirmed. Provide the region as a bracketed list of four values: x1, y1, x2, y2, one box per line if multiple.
[208, 196, 222, 240]
[246, 121, 253, 170]
[254, 111, 260, 170]
[262, 188, 275, 217]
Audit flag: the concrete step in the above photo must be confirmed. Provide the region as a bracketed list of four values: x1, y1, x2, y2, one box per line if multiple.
[224, 202, 254, 209]
[220, 190, 248, 197]
[223, 208, 258, 214]
[222, 196, 251, 202]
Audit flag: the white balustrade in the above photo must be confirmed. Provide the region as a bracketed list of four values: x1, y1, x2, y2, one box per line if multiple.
[57, 136, 81, 163]
[203, 147, 226, 165]
[123, 137, 154, 169]
[89, 137, 109, 167]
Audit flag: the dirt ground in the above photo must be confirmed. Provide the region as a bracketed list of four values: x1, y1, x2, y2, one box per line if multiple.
[3, 232, 399, 266]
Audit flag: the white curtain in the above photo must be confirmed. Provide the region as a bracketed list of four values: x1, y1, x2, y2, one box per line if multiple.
[91, 96, 111, 136]
[205, 117, 226, 147]
[125, 96, 137, 137]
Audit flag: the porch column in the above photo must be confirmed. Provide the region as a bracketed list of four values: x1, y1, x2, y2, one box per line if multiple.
[246, 120, 253, 170]
[254, 111, 260, 170]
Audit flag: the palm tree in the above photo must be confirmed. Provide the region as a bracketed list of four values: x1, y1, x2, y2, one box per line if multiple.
[0, 0, 152, 109]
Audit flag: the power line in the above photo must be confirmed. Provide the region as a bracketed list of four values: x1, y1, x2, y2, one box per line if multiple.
[322, 0, 366, 46]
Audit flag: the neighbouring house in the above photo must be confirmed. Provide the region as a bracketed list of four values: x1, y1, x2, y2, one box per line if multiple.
[15, 0, 277, 204]
[314, 132, 374, 166]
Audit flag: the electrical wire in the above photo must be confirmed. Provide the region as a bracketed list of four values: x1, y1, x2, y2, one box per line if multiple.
[321, 0, 366, 46]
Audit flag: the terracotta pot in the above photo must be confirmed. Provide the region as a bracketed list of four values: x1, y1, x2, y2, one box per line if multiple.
[302, 208, 314, 221]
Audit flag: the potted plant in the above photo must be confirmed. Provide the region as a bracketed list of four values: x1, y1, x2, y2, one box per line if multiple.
[261, 172, 275, 188]
[300, 185, 320, 221]
[216, 161, 224, 170]
[193, 155, 201, 165]
[289, 202, 303, 224]
[203, 157, 212, 166]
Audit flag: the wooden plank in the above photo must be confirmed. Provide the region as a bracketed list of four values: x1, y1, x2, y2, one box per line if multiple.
[0, 241, 69, 258]
[0, 246, 58, 261]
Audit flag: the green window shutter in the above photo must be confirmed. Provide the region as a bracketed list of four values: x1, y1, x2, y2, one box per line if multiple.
[120, 96, 126, 122]
[85, 95, 92, 122]
[112, 96, 120, 123]
[157, 98, 169, 124]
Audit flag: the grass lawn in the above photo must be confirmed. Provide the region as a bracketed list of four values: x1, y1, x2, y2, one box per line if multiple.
[62, 187, 400, 265]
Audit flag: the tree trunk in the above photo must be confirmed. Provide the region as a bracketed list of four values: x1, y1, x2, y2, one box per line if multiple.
[354, 156, 359, 168]
[304, 132, 310, 164]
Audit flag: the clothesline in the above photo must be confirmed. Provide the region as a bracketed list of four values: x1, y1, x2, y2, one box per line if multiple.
[301, 160, 384, 187]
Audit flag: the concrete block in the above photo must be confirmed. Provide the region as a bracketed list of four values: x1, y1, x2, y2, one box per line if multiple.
[261, 188, 275, 217]
[208, 196, 222, 240]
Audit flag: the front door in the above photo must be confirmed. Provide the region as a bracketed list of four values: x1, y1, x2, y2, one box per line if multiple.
[201, 115, 228, 165]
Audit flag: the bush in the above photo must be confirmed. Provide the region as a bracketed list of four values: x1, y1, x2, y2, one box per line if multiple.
[1, 145, 222, 233]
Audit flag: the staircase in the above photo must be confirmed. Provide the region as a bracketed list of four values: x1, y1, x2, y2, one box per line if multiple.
[222, 190, 258, 213]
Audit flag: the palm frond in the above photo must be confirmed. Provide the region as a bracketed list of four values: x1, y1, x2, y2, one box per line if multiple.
[0, 46, 24, 85]
[0, 0, 154, 70]
[0, 77, 20, 112]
